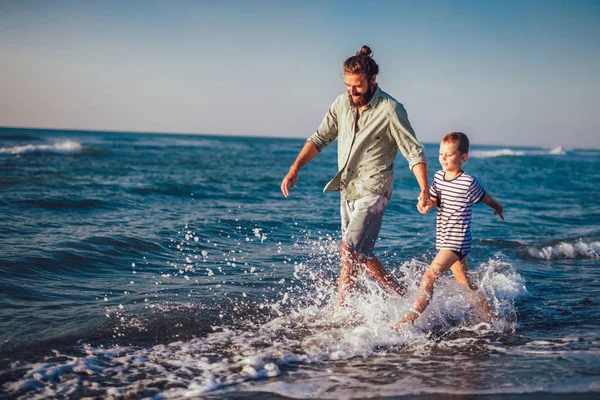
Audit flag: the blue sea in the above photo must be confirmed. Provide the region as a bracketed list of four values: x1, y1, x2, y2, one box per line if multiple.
[1, 127, 599, 399]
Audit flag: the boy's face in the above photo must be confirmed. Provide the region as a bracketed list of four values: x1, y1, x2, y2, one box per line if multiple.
[439, 140, 468, 173]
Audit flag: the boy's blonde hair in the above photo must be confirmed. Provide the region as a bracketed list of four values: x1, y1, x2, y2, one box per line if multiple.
[443, 132, 470, 154]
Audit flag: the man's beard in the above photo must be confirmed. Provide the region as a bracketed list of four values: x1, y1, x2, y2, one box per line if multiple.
[349, 82, 376, 108]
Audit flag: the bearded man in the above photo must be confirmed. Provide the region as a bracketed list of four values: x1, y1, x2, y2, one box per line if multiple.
[281, 45, 429, 310]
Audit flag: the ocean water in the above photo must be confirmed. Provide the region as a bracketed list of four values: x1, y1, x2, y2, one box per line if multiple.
[0, 127, 599, 399]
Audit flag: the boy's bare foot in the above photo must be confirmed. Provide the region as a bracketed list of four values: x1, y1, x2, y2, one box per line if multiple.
[333, 302, 347, 314]
[473, 292, 493, 324]
[391, 317, 411, 331]
[477, 309, 493, 324]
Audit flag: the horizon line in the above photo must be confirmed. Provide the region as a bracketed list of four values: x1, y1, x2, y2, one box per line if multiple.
[0, 125, 594, 150]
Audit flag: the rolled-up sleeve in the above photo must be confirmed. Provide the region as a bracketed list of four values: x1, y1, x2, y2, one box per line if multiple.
[389, 104, 427, 169]
[307, 100, 339, 152]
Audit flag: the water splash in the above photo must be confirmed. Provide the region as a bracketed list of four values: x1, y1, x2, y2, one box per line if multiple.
[5, 225, 527, 398]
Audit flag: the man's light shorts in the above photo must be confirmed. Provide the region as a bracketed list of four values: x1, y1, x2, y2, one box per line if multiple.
[340, 193, 389, 255]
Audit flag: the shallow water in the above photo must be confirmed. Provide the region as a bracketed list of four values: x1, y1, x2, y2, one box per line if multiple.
[0, 128, 599, 399]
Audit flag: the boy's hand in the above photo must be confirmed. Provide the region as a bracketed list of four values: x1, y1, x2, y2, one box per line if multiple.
[494, 203, 504, 220]
[482, 194, 504, 220]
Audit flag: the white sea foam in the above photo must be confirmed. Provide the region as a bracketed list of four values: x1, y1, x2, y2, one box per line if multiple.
[4, 255, 528, 399]
[0, 140, 83, 155]
[525, 239, 600, 260]
[489, 335, 600, 358]
[470, 146, 565, 158]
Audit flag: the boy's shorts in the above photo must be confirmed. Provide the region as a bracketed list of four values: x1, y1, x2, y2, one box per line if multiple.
[450, 249, 467, 261]
[341, 194, 389, 255]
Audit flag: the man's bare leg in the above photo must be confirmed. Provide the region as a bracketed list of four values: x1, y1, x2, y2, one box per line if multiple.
[362, 254, 406, 297]
[450, 259, 492, 323]
[335, 241, 359, 312]
[393, 250, 458, 328]
[336, 242, 406, 311]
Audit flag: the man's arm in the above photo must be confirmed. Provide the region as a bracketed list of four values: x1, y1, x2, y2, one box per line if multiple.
[281, 141, 319, 197]
[481, 193, 504, 220]
[282, 96, 340, 198]
[388, 104, 429, 213]
[411, 162, 430, 213]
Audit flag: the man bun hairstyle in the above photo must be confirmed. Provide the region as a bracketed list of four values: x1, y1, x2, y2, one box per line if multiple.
[343, 45, 379, 79]
[443, 132, 470, 154]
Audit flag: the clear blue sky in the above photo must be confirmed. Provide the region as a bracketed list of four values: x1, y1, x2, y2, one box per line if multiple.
[1, 0, 599, 148]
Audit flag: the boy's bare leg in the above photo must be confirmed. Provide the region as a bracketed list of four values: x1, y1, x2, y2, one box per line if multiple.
[450, 258, 475, 290]
[393, 250, 458, 328]
[450, 259, 492, 323]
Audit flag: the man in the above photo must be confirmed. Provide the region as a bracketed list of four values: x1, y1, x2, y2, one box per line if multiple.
[281, 45, 429, 310]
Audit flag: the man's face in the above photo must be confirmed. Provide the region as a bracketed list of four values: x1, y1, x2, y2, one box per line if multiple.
[344, 73, 376, 108]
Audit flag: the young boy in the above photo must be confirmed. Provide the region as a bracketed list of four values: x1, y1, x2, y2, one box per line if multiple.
[393, 132, 503, 328]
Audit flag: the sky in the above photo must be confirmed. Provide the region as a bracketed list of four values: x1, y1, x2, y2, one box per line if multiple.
[1, 0, 599, 149]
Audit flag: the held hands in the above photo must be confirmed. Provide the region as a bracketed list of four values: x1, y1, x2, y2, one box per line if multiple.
[417, 198, 436, 214]
[280, 165, 299, 198]
[417, 190, 433, 214]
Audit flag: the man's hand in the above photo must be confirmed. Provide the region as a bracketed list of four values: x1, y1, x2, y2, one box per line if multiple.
[281, 166, 299, 198]
[417, 189, 430, 214]
[280, 142, 319, 197]
[411, 163, 430, 214]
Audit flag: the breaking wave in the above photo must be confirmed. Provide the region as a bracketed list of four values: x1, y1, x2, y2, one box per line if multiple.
[0, 140, 83, 155]
[520, 239, 600, 260]
[470, 146, 565, 158]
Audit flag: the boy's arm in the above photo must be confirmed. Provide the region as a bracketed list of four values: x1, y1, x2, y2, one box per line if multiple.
[481, 193, 504, 220]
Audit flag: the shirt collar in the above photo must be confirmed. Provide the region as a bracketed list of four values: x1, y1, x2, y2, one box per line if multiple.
[367, 84, 382, 109]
